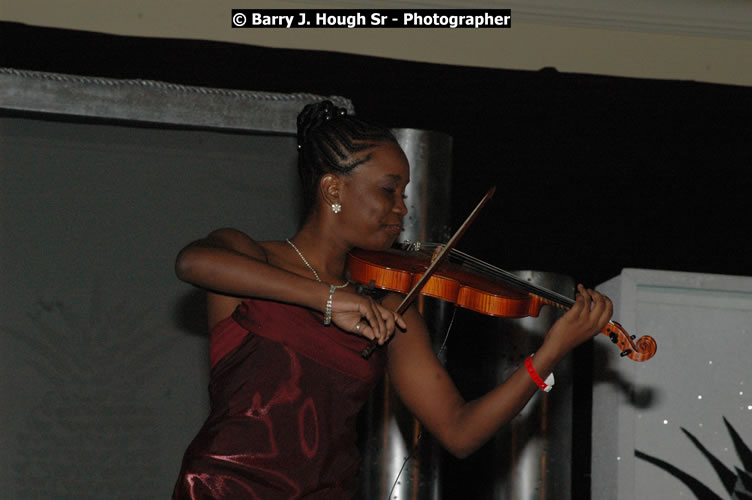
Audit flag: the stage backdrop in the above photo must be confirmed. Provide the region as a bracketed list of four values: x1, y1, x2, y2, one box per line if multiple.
[0, 71, 351, 498]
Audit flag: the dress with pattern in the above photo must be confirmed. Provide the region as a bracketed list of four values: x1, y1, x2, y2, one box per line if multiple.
[172, 298, 386, 499]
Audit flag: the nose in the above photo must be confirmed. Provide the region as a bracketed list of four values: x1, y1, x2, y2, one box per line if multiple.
[394, 194, 408, 216]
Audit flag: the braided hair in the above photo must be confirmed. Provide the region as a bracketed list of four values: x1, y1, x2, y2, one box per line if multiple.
[296, 100, 398, 216]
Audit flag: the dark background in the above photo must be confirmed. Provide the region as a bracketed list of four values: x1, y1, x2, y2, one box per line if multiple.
[3, 21, 752, 498]
[4, 21, 752, 288]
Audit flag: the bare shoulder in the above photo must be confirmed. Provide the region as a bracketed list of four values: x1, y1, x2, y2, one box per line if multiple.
[204, 227, 268, 262]
[254, 239, 292, 268]
[201, 228, 272, 328]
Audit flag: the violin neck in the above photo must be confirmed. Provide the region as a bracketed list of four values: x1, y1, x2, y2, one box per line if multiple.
[424, 243, 578, 309]
[407, 243, 656, 362]
[509, 277, 576, 310]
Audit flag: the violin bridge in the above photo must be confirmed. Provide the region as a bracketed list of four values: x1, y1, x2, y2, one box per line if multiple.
[399, 240, 423, 252]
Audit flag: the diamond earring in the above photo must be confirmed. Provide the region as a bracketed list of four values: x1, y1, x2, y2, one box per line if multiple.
[331, 203, 342, 214]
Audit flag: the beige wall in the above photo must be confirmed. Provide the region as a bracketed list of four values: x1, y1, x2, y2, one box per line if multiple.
[3, 0, 752, 87]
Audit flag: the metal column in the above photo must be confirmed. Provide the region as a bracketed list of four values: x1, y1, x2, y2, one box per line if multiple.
[358, 128, 453, 500]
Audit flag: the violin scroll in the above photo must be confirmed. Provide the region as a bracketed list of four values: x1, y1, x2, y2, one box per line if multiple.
[602, 321, 657, 362]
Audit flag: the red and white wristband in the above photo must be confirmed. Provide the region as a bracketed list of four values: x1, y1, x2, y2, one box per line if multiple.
[524, 354, 555, 392]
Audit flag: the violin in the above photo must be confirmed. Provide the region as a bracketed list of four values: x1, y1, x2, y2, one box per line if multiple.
[347, 243, 657, 362]
[348, 186, 656, 361]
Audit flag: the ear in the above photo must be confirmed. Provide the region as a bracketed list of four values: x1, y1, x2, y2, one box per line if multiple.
[319, 173, 342, 207]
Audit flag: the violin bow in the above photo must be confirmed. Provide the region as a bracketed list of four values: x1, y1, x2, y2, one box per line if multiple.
[360, 186, 496, 359]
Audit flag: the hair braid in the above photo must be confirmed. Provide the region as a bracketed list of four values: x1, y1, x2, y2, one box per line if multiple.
[296, 100, 397, 214]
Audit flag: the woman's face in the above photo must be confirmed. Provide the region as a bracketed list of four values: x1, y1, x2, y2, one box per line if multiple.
[337, 141, 410, 250]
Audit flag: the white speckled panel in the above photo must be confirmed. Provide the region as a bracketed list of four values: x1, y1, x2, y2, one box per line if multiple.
[592, 269, 752, 500]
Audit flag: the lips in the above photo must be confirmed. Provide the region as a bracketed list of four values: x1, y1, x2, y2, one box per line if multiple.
[383, 224, 402, 236]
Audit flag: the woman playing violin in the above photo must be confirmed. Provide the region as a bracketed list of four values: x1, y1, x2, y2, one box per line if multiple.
[171, 101, 613, 499]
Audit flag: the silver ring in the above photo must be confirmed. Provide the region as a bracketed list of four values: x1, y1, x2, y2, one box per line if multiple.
[355, 322, 361, 332]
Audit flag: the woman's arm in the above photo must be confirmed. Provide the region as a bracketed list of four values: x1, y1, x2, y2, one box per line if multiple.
[175, 228, 332, 309]
[175, 228, 403, 341]
[385, 285, 612, 458]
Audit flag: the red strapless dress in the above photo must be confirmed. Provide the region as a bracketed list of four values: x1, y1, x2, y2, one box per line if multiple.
[172, 298, 386, 499]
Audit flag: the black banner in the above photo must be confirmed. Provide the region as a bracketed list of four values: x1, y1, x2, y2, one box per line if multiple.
[231, 9, 512, 29]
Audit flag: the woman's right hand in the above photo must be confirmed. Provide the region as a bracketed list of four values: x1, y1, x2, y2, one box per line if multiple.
[329, 289, 407, 345]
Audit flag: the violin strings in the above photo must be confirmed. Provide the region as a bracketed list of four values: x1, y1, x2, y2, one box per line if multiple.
[444, 248, 621, 331]
[421, 243, 576, 307]
[454, 249, 576, 306]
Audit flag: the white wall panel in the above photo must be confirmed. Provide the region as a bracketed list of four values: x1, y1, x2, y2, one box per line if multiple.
[592, 269, 752, 500]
